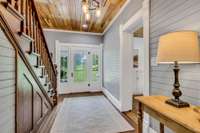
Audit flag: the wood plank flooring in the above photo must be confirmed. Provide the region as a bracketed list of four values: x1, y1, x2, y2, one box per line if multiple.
[37, 104, 62, 133]
[123, 112, 138, 133]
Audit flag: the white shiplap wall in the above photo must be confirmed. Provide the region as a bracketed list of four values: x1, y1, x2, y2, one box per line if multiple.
[150, 0, 200, 132]
[0, 29, 15, 133]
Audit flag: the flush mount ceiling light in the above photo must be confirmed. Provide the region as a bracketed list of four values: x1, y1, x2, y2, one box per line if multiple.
[82, 0, 102, 20]
[82, 24, 88, 28]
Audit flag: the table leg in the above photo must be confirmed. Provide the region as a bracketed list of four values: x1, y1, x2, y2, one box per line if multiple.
[160, 123, 164, 133]
[137, 102, 143, 133]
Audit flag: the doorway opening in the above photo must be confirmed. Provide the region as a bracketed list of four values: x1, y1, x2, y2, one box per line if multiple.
[119, 8, 149, 112]
[132, 27, 144, 95]
[119, 0, 150, 130]
[56, 41, 102, 94]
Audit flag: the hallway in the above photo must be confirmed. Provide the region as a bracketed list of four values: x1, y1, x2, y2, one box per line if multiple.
[1, 0, 200, 132]
[51, 95, 134, 133]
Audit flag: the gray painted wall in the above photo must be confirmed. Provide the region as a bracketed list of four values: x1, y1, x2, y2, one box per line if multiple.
[44, 31, 103, 61]
[150, 0, 200, 132]
[0, 29, 15, 133]
[103, 0, 143, 100]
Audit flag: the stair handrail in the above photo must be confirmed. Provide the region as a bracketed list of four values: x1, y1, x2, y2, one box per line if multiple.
[31, 0, 57, 77]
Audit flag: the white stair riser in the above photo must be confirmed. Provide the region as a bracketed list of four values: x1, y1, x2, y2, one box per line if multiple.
[33, 67, 43, 77]
[28, 55, 38, 67]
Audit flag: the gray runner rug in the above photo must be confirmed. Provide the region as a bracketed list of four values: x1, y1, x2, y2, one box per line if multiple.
[51, 95, 134, 133]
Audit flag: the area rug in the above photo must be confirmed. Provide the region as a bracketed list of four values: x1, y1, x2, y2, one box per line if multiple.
[50, 95, 134, 133]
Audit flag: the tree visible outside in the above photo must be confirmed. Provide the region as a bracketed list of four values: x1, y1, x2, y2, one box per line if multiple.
[60, 56, 68, 82]
[74, 53, 87, 82]
[74, 53, 99, 82]
[92, 54, 99, 81]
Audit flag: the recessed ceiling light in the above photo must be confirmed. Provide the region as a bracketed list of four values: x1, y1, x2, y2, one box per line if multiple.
[82, 24, 88, 28]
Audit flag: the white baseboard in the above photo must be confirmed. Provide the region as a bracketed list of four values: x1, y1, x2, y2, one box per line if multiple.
[102, 88, 122, 111]
[58, 88, 102, 94]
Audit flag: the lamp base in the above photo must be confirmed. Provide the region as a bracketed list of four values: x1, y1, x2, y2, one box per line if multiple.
[165, 99, 190, 108]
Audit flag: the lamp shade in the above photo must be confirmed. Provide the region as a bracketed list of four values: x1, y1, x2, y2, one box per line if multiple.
[157, 31, 200, 64]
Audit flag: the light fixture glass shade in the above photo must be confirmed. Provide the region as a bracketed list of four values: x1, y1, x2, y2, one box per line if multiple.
[96, 8, 101, 17]
[157, 31, 200, 64]
[86, 13, 90, 20]
[82, 3, 88, 13]
[82, 24, 88, 28]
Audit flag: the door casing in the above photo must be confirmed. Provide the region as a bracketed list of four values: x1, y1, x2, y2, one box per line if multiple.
[55, 41, 103, 94]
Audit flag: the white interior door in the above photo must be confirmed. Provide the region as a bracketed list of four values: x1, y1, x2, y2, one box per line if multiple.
[57, 43, 102, 94]
[132, 37, 144, 94]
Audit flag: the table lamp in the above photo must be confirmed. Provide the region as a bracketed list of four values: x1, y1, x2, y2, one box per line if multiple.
[157, 31, 200, 108]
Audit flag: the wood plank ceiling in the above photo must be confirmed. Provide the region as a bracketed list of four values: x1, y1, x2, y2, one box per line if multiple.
[34, 0, 127, 33]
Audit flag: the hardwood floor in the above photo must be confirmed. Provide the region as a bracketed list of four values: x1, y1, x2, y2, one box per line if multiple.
[37, 92, 136, 133]
[123, 111, 138, 133]
[37, 104, 62, 133]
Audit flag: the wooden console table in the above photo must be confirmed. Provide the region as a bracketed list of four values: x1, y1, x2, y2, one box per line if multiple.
[135, 96, 200, 133]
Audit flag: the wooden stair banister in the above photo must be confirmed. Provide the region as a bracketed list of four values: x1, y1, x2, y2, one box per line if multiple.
[0, 0, 59, 132]
[3, 0, 58, 105]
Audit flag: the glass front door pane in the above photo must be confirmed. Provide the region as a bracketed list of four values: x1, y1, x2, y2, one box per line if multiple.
[73, 52, 87, 82]
[92, 54, 99, 81]
[60, 51, 68, 82]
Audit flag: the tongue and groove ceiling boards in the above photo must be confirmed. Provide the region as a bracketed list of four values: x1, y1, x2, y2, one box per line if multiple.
[34, 0, 127, 33]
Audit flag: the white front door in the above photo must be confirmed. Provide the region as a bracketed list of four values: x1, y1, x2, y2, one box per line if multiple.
[57, 43, 102, 94]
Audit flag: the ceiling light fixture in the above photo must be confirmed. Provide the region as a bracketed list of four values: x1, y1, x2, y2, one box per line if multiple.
[96, 8, 101, 17]
[82, 0, 88, 13]
[82, 24, 88, 28]
[82, 0, 102, 18]
[86, 13, 90, 20]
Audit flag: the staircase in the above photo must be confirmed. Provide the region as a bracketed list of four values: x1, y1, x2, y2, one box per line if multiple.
[0, 0, 57, 132]
[2, 0, 57, 103]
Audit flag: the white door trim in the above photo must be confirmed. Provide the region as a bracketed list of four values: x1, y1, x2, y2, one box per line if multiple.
[119, 0, 150, 111]
[119, 0, 150, 132]
[55, 40, 103, 94]
[56, 41, 101, 48]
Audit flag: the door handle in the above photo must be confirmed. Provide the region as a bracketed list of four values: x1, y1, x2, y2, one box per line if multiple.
[71, 72, 74, 77]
